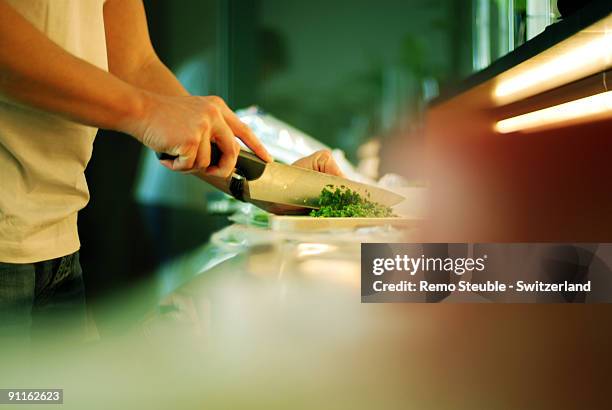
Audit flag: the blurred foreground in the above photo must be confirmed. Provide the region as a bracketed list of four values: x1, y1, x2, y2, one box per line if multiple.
[2, 232, 612, 409]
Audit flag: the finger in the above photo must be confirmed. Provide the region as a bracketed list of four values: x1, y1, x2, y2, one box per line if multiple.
[220, 107, 273, 162]
[159, 159, 175, 171]
[159, 158, 196, 174]
[206, 122, 237, 178]
[233, 139, 241, 158]
[320, 153, 344, 177]
[164, 138, 198, 172]
[290, 155, 311, 170]
[171, 152, 197, 172]
[315, 150, 344, 177]
[192, 135, 211, 171]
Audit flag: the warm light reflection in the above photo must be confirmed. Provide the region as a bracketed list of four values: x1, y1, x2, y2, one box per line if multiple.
[299, 259, 360, 287]
[495, 90, 612, 133]
[296, 243, 337, 257]
[494, 27, 612, 102]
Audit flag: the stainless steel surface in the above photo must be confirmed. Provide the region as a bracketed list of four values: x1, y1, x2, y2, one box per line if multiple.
[195, 159, 405, 215]
[244, 161, 405, 214]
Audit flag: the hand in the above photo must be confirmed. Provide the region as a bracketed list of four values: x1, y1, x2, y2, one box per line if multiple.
[292, 150, 344, 177]
[124, 93, 272, 177]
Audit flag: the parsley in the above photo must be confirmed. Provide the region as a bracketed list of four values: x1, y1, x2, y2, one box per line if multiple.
[252, 213, 269, 225]
[309, 185, 395, 218]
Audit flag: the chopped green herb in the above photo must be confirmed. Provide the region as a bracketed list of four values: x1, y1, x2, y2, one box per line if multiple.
[252, 213, 269, 225]
[309, 186, 395, 218]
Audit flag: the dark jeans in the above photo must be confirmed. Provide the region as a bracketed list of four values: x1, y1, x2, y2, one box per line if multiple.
[0, 251, 87, 345]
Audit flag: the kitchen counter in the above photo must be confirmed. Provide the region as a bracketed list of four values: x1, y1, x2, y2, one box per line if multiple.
[6, 218, 611, 409]
[151, 219, 415, 301]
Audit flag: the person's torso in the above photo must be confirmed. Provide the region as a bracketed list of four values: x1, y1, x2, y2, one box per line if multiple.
[0, 0, 108, 263]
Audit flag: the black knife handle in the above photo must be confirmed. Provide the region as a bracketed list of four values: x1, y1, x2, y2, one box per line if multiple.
[156, 143, 222, 166]
[155, 142, 267, 180]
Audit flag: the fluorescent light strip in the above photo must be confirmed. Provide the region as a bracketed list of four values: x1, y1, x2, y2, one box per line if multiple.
[494, 31, 612, 100]
[495, 90, 612, 133]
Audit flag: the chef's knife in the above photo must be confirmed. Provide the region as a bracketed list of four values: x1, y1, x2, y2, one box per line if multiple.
[157, 145, 405, 214]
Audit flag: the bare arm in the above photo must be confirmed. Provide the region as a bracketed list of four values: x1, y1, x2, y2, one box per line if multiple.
[0, 0, 144, 132]
[103, 0, 187, 97]
[0, 0, 271, 177]
[103, 0, 273, 177]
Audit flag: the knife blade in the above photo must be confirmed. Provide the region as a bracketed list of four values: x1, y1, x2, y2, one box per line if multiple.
[157, 145, 405, 214]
